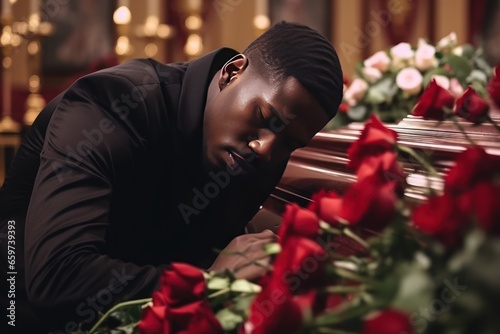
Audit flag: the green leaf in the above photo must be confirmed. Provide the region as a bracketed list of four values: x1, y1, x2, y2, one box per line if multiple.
[365, 87, 386, 105]
[466, 69, 488, 85]
[460, 43, 475, 59]
[230, 279, 262, 293]
[264, 242, 281, 255]
[473, 56, 493, 78]
[347, 104, 369, 121]
[216, 308, 244, 331]
[207, 277, 230, 290]
[443, 55, 473, 82]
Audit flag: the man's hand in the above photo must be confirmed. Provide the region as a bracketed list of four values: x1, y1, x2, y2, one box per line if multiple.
[208, 229, 278, 282]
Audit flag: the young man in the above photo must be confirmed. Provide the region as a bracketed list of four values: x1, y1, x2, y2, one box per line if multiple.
[0, 22, 343, 332]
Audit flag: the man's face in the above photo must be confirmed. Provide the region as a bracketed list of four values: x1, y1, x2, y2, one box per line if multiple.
[203, 59, 330, 176]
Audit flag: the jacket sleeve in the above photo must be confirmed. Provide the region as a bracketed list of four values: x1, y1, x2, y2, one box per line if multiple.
[23, 70, 167, 324]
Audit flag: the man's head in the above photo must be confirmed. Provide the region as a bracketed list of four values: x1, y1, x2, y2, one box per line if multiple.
[203, 22, 343, 175]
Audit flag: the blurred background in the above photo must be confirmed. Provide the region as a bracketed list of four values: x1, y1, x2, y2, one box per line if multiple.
[0, 0, 494, 182]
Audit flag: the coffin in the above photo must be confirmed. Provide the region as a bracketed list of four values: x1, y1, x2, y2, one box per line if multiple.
[247, 113, 500, 233]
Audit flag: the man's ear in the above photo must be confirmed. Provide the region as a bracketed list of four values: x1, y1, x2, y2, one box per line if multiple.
[218, 54, 248, 90]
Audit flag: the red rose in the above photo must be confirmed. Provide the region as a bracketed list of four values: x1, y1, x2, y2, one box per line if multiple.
[170, 300, 223, 334]
[454, 87, 490, 123]
[308, 190, 343, 226]
[138, 264, 223, 334]
[445, 147, 500, 193]
[487, 66, 500, 108]
[162, 263, 206, 305]
[339, 172, 398, 232]
[347, 115, 398, 170]
[470, 182, 500, 235]
[412, 193, 467, 247]
[339, 102, 350, 113]
[244, 279, 303, 334]
[278, 204, 320, 246]
[356, 151, 406, 194]
[412, 79, 455, 120]
[361, 309, 412, 334]
[273, 236, 327, 292]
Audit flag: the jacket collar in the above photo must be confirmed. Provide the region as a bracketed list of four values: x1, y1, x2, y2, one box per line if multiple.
[177, 47, 239, 138]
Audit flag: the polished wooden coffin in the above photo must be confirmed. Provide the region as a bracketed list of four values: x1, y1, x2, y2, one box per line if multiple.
[247, 113, 500, 233]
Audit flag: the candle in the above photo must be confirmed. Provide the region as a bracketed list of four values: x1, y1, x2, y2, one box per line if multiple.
[255, 0, 268, 16]
[147, 0, 160, 18]
[118, 0, 129, 8]
[2, 0, 11, 18]
[186, 0, 201, 11]
[30, 0, 38, 16]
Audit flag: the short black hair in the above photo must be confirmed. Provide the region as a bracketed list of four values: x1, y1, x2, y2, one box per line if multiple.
[243, 21, 343, 118]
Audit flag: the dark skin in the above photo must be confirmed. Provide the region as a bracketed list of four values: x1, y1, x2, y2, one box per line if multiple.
[203, 54, 330, 280]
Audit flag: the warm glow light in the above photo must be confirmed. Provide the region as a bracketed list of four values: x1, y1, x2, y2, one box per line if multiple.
[253, 15, 270, 30]
[145, 43, 158, 57]
[144, 15, 159, 36]
[27, 41, 39, 55]
[157, 25, 172, 39]
[29, 75, 40, 92]
[2, 56, 12, 69]
[115, 36, 131, 55]
[28, 13, 40, 29]
[185, 15, 202, 30]
[113, 6, 131, 25]
[184, 33, 203, 56]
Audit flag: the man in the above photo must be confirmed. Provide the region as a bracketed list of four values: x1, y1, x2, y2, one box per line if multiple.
[0, 22, 343, 332]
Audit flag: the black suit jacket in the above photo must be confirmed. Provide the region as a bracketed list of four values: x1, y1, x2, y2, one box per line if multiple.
[0, 48, 287, 333]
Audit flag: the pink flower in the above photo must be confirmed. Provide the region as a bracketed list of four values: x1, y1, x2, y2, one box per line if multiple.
[363, 51, 391, 72]
[431, 75, 450, 90]
[415, 39, 438, 71]
[390, 42, 414, 62]
[362, 66, 383, 83]
[344, 78, 369, 106]
[449, 78, 465, 98]
[396, 67, 423, 95]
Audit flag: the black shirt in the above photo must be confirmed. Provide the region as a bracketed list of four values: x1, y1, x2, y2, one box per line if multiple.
[0, 48, 286, 333]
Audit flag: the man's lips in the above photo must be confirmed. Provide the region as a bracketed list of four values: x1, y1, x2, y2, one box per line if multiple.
[227, 150, 256, 173]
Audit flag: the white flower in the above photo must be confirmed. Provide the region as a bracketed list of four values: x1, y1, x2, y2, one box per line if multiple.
[396, 67, 423, 96]
[390, 42, 414, 62]
[452, 46, 463, 56]
[449, 78, 464, 98]
[432, 75, 450, 90]
[415, 38, 438, 71]
[362, 66, 383, 83]
[437, 32, 457, 50]
[363, 51, 391, 72]
[344, 78, 369, 106]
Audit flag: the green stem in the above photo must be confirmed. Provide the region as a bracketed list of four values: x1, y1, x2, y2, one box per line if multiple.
[396, 144, 439, 177]
[207, 287, 231, 299]
[450, 115, 477, 145]
[88, 298, 152, 334]
[320, 221, 343, 235]
[323, 285, 368, 294]
[332, 267, 372, 283]
[343, 227, 370, 250]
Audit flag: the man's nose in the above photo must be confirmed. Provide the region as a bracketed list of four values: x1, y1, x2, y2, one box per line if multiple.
[248, 132, 277, 162]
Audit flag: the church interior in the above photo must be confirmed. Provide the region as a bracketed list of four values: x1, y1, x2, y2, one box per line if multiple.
[1, 0, 500, 333]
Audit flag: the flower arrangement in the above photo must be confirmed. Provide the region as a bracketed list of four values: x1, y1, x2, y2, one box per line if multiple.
[329, 32, 495, 128]
[80, 65, 500, 334]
